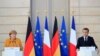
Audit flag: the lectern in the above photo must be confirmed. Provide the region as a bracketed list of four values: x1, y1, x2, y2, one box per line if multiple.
[77, 47, 98, 56]
[2, 47, 23, 56]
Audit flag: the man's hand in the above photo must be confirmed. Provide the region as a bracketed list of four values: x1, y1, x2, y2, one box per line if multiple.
[96, 49, 99, 54]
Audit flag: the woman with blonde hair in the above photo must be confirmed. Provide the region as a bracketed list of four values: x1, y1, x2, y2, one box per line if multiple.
[4, 30, 23, 51]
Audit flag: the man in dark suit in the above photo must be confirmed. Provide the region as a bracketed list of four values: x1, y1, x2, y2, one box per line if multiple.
[76, 28, 98, 49]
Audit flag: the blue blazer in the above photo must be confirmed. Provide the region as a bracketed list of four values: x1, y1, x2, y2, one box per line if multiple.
[76, 36, 98, 49]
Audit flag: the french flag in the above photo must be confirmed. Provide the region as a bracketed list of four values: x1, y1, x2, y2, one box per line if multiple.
[69, 16, 77, 56]
[43, 17, 51, 56]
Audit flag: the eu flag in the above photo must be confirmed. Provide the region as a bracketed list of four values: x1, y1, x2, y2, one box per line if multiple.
[34, 16, 43, 56]
[60, 16, 68, 56]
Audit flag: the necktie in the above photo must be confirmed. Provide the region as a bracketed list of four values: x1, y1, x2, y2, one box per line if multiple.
[85, 37, 87, 41]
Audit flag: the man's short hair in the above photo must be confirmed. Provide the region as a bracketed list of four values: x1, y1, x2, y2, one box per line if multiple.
[83, 28, 89, 32]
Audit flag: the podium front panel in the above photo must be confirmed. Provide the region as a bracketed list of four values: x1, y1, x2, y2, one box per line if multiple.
[2, 51, 23, 56]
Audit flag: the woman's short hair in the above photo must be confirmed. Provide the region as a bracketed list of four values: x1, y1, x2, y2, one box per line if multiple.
[9, 30, 17, 35]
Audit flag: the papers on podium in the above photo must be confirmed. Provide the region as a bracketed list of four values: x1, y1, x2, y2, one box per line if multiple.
[4, 47, 20, 51]
[2, 47, 23, 56]
[80, 47, 95, 51]
[77, 47, 98, 56]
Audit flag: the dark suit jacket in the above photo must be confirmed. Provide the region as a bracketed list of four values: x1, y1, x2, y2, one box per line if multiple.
[76, 36, 98, 49]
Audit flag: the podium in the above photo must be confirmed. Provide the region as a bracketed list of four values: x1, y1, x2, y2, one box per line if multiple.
[77, 47, 98, 56]
[2, 47, 23, 56]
